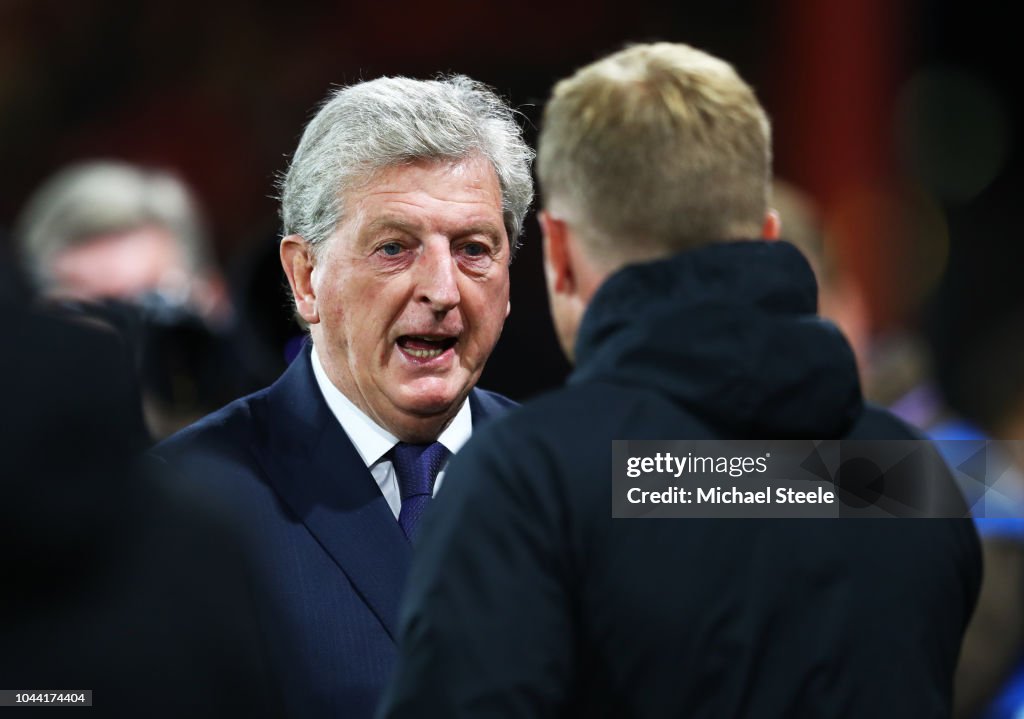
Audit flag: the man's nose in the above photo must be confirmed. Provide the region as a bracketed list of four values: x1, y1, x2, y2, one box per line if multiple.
[415, 240, 460, 312]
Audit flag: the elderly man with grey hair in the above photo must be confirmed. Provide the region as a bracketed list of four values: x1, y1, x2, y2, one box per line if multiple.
[156, 75, 533, 718]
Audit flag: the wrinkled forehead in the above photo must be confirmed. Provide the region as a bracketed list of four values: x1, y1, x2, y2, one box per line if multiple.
[340, 153, 499, 201]
[334, 155, 507, 239]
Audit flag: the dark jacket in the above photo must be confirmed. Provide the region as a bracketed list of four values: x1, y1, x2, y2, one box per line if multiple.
[1, 301, 281, 718]
[155, 345, 515, 719]
[381, 241, 982, 719]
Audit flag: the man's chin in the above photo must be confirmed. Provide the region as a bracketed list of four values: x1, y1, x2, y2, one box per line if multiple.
[382, 393, 465, 444]
[392, 377, 470, 419]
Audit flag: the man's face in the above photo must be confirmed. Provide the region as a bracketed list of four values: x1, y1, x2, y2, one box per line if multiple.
[302, 155, 510, 441]
[48, 225, 189, 301]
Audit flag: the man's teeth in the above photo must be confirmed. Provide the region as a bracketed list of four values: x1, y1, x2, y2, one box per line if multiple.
[403, 347, 445, 359]
[399, 335, 454, 359]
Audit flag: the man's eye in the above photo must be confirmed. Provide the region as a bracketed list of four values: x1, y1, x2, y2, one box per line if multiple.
[460, 243, 487, 258]
[379, 242, 403, 256]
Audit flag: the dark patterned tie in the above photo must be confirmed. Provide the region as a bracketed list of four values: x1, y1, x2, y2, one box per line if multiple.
[391, 441, 450, 542]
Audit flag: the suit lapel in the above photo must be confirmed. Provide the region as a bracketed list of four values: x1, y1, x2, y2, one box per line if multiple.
[253, 346, 411, 641]
[250, 348, 515, 641]
[467, 387, 511, 423]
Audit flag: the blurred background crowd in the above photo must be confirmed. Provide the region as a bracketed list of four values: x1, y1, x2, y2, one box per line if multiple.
[1, 0, 1021, 716]
[1, 0, 1020, 416]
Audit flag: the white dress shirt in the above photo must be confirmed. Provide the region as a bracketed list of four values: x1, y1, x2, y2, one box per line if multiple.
[310, 345, 472, 519]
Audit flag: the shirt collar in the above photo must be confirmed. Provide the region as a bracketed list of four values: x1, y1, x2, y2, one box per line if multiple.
[310, 344, 472, 468]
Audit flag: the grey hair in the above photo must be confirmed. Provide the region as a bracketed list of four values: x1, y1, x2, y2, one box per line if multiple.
[279, 75, 534, 256]
[14, 161, 211, 290]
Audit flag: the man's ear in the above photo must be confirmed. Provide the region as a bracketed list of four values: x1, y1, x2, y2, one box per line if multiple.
[763, 209, 781, 241]
[280, 234, 319, 324]
[539, 211, 576, 296]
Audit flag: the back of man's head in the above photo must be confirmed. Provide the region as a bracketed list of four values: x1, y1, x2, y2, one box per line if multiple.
[537, 42, 771, 267]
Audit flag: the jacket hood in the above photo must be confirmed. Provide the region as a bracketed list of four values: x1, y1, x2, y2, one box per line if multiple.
[569, 241, 862, 436]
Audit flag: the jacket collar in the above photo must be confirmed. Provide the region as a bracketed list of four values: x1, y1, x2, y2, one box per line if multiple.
[572, 241, 863, 437]
[252, 343, 501, 640]
[256, 345, 410, 639]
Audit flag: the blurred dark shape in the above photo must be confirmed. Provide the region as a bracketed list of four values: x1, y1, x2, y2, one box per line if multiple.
[933, 286, 1024, 444]
[920, 156, 1024, 719]
[51, 292, 265, 438]
[774, 176, 1024, 719]
[895, 66, 1010, 205]
[0, 226, 30, 299]
[925, 166, 1024, 441]
[956, 538, 1024, 719]
[0, 290, 283, 717]
[225, 228, 305, 388]
[937, 284, 1024, 719]
[771, 179, 871, 371]
[938, 311, 1024, 444]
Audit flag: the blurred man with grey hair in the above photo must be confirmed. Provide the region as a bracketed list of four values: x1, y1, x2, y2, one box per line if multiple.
[14, 161, 225, 318]
[381, 43, 979, 718]
[156, 75, 532, 718]
[14, 161, 233, 437]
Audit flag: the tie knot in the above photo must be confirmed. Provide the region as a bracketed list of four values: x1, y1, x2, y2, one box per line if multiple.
[391, 441, 449, 500]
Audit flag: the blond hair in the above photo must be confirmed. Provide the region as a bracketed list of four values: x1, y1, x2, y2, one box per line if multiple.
[537, 42, 771, 263]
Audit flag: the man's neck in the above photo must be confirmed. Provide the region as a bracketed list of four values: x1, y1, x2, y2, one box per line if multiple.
[309, 344, 472, 457]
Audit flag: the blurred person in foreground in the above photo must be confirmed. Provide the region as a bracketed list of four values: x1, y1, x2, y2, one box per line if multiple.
[155, 76, 532, 718]
[0, 260, 280, 717]
[13, 161, 234, 437]
[380, 43, 980, 719]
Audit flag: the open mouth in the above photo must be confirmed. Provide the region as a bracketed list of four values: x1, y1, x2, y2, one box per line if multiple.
[396, 335, 458, 360]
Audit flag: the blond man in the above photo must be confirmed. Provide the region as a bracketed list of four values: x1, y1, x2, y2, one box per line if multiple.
[382, 43, 979, 719]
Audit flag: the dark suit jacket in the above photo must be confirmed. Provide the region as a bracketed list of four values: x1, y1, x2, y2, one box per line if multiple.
[156, 344, 514, 718]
